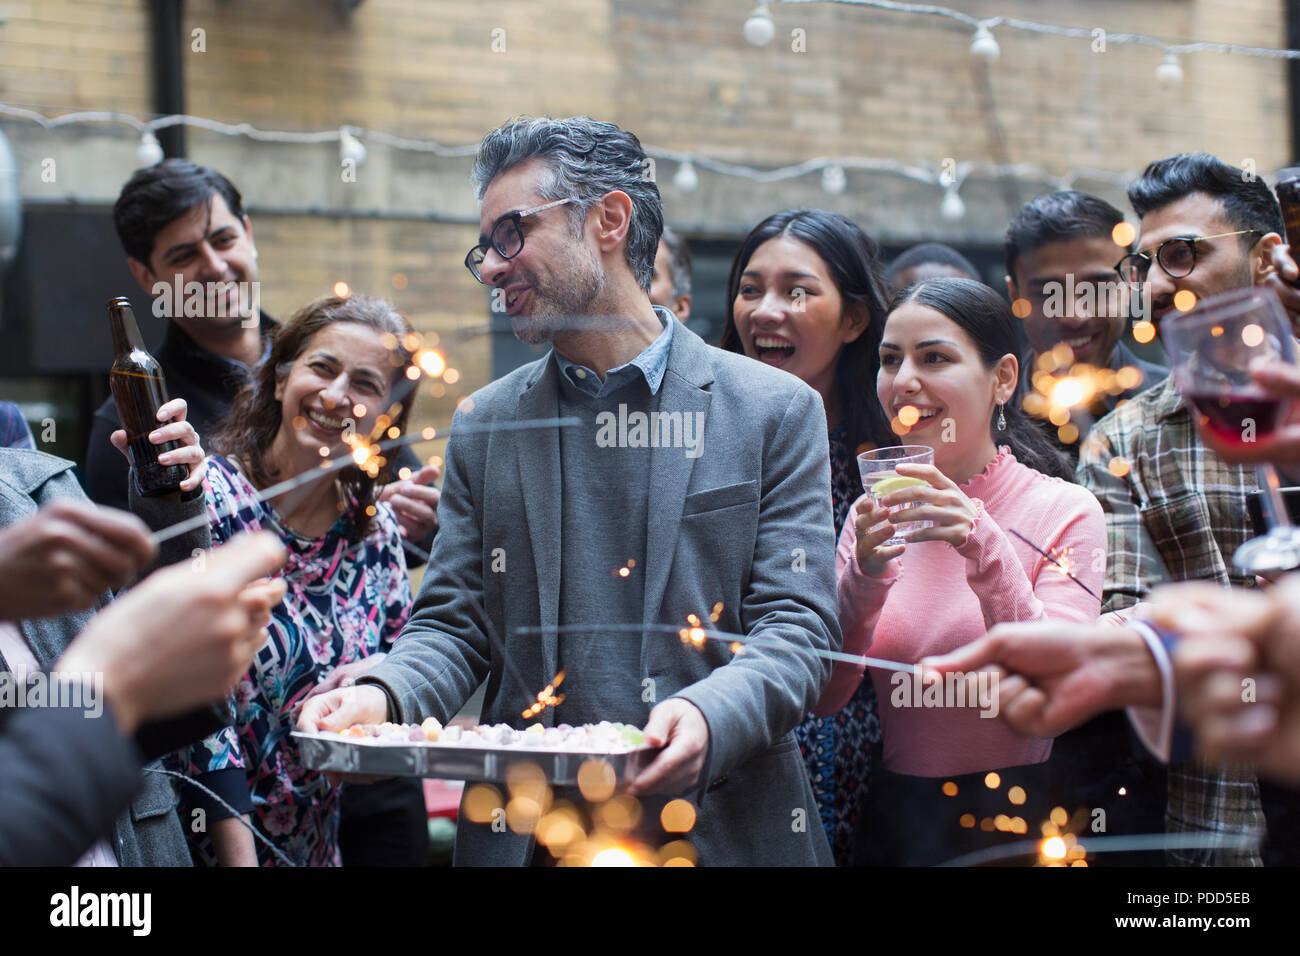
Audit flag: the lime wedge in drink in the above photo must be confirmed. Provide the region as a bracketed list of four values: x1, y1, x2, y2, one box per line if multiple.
[870, 475, 926, 496]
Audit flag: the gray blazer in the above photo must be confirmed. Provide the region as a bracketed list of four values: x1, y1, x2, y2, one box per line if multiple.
[0, 448, 200, 866]
[367, 323, 840, 866]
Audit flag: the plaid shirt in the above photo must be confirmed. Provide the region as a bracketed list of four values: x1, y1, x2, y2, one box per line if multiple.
[1078, 374, 1266, 866]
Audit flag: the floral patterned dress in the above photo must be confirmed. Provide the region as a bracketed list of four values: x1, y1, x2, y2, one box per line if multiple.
[793, 424, 882, 865]
[176, 454, 412, 866]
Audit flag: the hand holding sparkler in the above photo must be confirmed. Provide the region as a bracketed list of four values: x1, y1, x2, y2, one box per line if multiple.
[57, 531, 286, 735]
[921, 619, 1163, 738]
[0, 501, 156, 618]
[379, 463, 440, 540]
[1156, 578, 1300, 785]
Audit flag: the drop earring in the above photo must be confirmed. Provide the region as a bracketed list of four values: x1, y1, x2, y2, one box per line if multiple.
[996, 402, 1006, 431]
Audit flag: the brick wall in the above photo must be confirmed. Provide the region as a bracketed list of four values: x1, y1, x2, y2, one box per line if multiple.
[0, 0, 1292, 438]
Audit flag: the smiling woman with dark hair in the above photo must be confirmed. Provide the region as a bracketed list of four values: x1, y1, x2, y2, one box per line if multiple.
[720, 209, 893, 864]
[817, 277, 1103, 865]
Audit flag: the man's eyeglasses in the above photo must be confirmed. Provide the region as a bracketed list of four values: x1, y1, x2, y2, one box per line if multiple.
[1113, 229, 1263, 285]
[464, 197, 577, 283]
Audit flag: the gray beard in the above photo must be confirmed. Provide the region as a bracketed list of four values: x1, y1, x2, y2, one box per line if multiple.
[511, 250, 606, 346]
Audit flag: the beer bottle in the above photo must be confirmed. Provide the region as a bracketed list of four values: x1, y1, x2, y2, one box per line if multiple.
[107, 296, 187, 496]
[1276, 173, 1300, 251]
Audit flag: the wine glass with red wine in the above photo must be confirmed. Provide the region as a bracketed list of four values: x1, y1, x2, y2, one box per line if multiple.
[1164, 285, 1300, 573]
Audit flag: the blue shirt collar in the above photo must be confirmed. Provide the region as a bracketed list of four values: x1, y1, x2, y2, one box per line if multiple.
[553, 306, 675, 398]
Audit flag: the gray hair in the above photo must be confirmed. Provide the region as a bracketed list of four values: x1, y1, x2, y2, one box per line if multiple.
[660, 225, 693, 298]
[470, 116, 664, 292]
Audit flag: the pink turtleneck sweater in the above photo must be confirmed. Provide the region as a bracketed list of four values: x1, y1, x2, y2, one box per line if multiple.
[815, 447, 1105, 777]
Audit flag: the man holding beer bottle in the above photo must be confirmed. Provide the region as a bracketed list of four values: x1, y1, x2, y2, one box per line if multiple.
[84, 160, 440, 552]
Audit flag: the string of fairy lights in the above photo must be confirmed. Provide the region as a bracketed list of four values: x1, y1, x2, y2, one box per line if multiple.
[0, 101, 1140, 224]
[2, 3, 1293, 220]
[750, 0, 1300, 65]
[1, 1, 1294, 225]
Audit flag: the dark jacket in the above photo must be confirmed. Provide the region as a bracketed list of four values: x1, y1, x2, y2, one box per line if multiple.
[0, 699, 145, 866]
[0, 447, 210, 865]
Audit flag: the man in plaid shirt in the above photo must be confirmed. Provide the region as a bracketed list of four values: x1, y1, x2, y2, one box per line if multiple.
[1079, 153, 1300, 866]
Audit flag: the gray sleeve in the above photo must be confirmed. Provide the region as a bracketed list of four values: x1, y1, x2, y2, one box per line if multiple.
[674, 386, 840, 782]
[359, 408, 491, 724]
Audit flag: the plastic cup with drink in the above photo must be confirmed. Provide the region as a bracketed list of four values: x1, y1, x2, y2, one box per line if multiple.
[857, 445, 934, 546]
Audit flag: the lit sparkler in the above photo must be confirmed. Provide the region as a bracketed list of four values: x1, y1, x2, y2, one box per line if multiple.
[149, 416, 581, 544]
[1021, 350, 1145, 446]
[521, 670, 566, 719]
[937, 831, 1262, 868]
[1006, 527, 1101, 599]
[511, 622, 920, 675]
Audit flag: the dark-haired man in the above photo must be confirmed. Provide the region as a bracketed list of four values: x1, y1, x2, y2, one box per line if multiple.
[85, 161, 439, 552]
[1002, 194, 1172, 858]
[885, 242, 980, 295]
[300, 116, 839, 866]
[85, 161, 265, 512]
[1079, 152, 1300, 865]
[649, 226, 692, 322]
[1005, 190, 1167, 421]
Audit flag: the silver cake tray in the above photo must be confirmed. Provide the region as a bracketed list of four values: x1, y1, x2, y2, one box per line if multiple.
[292, 730, 660, 785]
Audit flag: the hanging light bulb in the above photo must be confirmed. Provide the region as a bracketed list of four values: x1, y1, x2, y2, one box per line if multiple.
[970, 24, 1000, 61]
[339, 128, 367, 166]
[136, 131, 164, 167]
[673, 159, 699, 192]
[743, 4, 775, 47]
[940, 187, 966, 221]
[1155, 52, 1184, 87]
[821, 165, 846, 196]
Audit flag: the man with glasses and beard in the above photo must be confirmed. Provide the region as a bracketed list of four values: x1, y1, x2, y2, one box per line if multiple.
[1079, 152, 1300, 866]
[300, 116, 838, 866]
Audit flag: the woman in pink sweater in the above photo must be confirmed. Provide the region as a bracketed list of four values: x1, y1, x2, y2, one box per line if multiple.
[816, 277, 1105, 865]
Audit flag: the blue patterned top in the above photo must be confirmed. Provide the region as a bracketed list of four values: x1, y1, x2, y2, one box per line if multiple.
[0, 402, 34, 450]
[795, 423, 882, 865]
[178, 454, 413, 866]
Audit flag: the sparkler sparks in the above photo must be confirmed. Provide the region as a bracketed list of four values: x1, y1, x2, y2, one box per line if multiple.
[1007, 528, 1101, 599]
[1021, 355, 1145, 444]
[521, 670, 566, 719]
[680, 614, 708, 648]
[938, 831, 1262, 868]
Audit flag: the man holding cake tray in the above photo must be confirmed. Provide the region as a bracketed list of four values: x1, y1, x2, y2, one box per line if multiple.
[299, 116, 839, 866]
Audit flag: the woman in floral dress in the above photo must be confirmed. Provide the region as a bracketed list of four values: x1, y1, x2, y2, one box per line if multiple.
[175, 294, 418, 866]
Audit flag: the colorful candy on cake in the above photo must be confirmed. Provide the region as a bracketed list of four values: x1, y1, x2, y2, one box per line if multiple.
[328, 718, 647, 753]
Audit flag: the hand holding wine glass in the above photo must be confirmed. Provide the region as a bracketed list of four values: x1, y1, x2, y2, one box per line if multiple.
[1165, 286, 1300, 573]
[1196, 360, 1300, 467]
